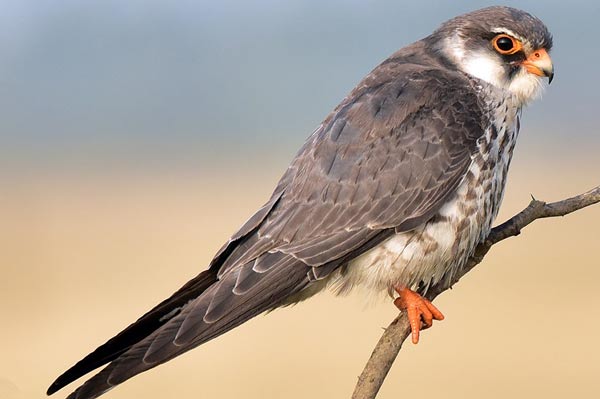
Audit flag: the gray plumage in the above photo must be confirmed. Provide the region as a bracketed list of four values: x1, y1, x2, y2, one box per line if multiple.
[48, 6, 553, 399]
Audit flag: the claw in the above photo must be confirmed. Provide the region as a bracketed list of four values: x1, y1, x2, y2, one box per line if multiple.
[393, 286, 444, 344]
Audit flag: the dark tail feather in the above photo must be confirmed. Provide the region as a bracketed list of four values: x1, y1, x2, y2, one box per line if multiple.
[47, 268, 218, 396]
[61, 260, 311, 399]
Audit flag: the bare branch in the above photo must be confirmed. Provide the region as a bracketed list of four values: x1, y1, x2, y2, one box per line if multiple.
[351, 185, 600, 399]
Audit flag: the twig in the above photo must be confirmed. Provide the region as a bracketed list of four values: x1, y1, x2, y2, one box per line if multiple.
[351, 185, 600, 399]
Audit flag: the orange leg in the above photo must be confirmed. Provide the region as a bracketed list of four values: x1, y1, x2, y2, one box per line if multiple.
[393, 286, 444, 344]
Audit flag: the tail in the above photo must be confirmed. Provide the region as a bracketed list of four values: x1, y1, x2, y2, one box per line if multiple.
[47, 268, 218, 396]
[48, 254, 311, 399]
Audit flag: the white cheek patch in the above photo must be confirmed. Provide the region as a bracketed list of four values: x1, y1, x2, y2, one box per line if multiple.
[444, 35, 505, 88]
[461, 51, 506, 87]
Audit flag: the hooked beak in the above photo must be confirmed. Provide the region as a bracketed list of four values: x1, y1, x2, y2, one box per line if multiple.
[522, 48, 554, 83]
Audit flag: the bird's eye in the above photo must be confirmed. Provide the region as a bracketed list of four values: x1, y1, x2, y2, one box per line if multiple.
[492, 34, 521, 55]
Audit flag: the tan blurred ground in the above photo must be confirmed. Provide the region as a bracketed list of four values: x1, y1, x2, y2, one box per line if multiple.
[1, 148, 599, 399]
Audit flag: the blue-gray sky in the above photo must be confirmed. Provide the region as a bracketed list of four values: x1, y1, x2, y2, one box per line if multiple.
[2, 0, 599, 175]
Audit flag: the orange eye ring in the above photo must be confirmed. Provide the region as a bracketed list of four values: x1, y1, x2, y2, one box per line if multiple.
[492, 34, 522, 55]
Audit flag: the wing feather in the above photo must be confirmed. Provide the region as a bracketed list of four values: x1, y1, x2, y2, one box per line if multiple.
[53, 55, 488, 399]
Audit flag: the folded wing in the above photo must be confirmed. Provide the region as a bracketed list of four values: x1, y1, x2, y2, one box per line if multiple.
[50, 63, 485, 399]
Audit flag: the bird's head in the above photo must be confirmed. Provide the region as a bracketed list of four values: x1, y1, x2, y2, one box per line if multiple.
[431, 6, 553, 106]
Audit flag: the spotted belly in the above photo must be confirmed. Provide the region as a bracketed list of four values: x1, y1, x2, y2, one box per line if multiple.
[330, 161, 493, 296]
[329, 112, 519, 297]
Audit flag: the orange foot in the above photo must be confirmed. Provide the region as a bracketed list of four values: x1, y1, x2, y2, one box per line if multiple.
[393, 287, 444, 344]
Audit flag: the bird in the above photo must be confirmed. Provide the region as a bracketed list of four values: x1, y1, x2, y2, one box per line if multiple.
[48, 6, 554, 399]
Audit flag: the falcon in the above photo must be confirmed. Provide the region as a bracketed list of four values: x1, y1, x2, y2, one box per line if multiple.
[48, 6, 554, 399]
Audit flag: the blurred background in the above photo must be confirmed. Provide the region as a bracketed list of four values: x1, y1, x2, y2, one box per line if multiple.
[1, 1, 599, 398]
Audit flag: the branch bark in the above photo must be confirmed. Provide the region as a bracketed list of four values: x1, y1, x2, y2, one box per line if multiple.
[351, 185, 600, 399]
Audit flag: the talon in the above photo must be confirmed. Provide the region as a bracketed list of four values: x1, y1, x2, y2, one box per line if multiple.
[393, 286, 444, 344]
